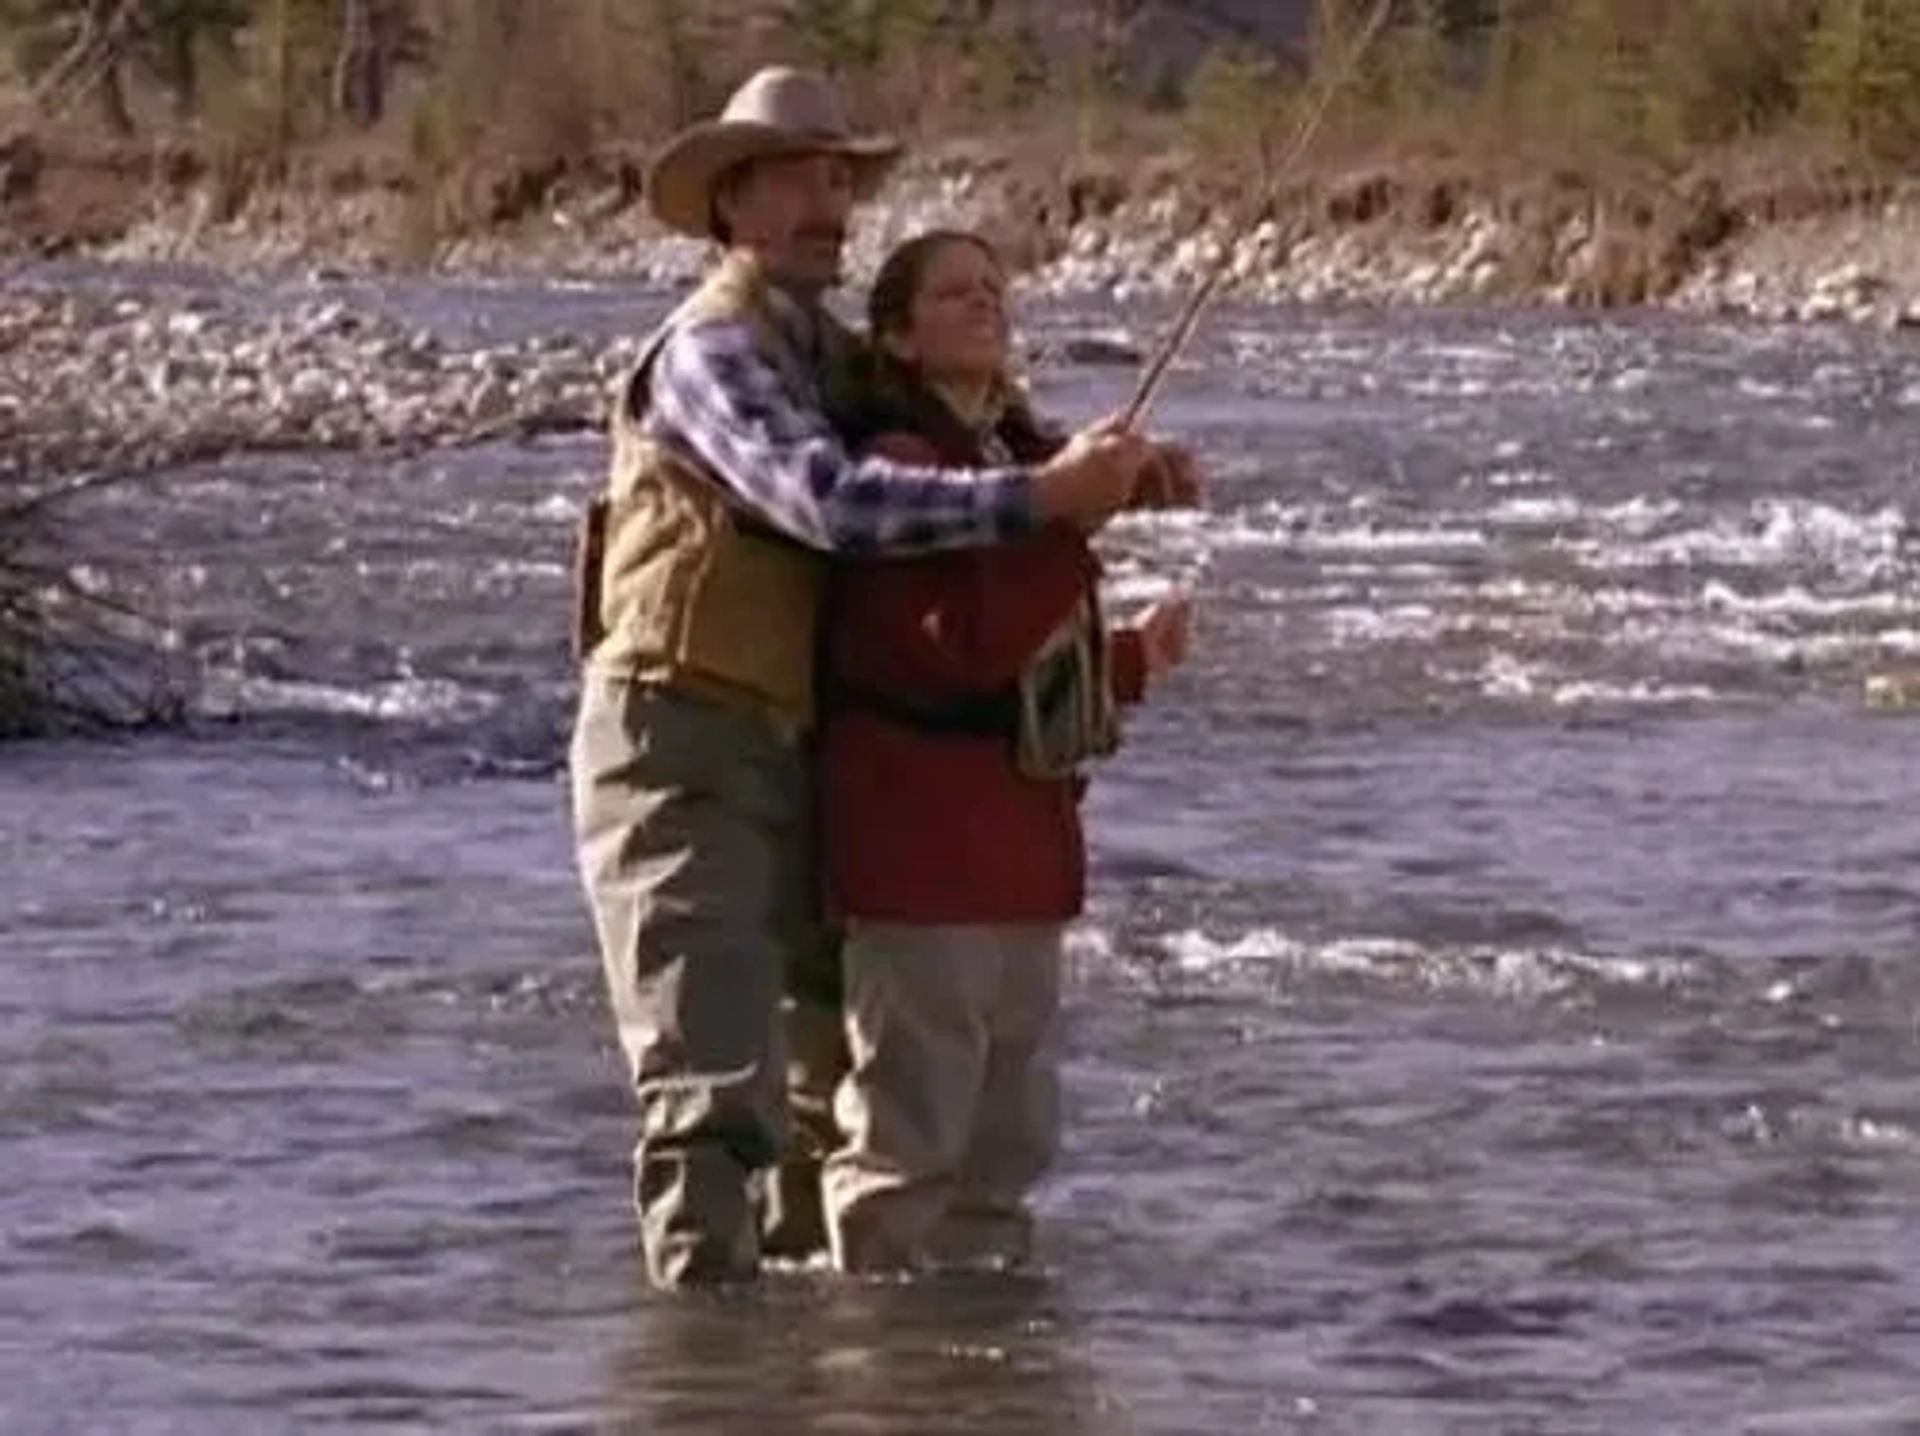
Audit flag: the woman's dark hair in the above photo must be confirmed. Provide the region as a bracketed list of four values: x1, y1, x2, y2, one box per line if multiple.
[859, 229, 1055, 458]
[867, 228, 1004, 343]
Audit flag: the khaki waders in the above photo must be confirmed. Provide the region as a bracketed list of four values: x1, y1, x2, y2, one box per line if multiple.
[570, 253, 862, 1289]
[572, 679, 845, 1286]
[823, 922, 1065, 1274]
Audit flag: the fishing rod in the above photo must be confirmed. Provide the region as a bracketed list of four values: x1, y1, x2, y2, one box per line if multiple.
[1121, 0, 1397, 429]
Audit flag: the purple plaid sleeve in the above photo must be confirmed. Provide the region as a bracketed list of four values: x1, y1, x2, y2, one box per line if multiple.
[645, 319, 1040, 556]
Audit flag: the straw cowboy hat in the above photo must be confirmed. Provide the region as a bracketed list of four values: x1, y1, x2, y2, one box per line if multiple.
[645, 67, 904, 239]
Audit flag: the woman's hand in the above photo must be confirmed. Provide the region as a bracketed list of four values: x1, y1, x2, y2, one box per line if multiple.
[1130, 441, 1202, 510]
[1131, 591, 1193, 681]
[1033, 422, 1159, 530]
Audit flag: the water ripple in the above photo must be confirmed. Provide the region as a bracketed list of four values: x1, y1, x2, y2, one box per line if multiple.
[5, 289, 1920, 1433]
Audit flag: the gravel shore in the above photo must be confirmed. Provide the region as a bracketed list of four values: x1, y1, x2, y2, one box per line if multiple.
[10, 156, 1920, 489]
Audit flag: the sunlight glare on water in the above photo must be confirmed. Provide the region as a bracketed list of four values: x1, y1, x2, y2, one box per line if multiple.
[4, 270, 1919, 1434]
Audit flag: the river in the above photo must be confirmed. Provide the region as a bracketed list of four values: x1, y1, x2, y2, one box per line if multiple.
[4, 266, 1918, 1434]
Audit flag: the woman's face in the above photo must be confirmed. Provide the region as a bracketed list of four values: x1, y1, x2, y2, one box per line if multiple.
[882, 239, 1009, 385]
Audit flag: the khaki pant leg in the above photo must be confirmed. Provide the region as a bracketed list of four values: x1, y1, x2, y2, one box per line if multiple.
[761, 748, 847, 1262]
[936, 924, 1066, 1271]
[570, 677, 800, 1289]
[763, 912, 847, 1261]
[823, 924, 997, 1274]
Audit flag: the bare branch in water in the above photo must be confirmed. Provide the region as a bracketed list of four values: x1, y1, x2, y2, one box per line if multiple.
[0, 468, 153, 527]
[0, 472, 187, 740]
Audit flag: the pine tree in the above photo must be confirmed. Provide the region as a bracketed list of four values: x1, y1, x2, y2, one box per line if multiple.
[144, 0, 251, 120]
[1541, 0, 1679, 154]
[1184, 44, 1287, 176]
[1475, 0, 1527, 128]
[1373, 0, 1451, 119]
[1799, 0, 1920, 155]
[1802, 0, 1869, 141]
[1854, 0, 1920, 154]
[1660, 0, 1819, 142]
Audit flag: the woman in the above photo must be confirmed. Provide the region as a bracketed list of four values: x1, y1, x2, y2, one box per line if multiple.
[819, 229, 1194, 1275]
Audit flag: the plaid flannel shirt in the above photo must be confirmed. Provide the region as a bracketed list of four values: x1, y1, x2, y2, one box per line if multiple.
[645, 309, 1040, 557]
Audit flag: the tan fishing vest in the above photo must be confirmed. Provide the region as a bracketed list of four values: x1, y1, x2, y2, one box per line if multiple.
[573, 256, 859, 734]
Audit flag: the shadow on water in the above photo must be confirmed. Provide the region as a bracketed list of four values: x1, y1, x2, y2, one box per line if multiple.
[10, 278, 1920, 1433]
[586, 1272, 1114, 1436]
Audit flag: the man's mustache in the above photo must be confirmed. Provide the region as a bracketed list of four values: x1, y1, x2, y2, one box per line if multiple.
[799, 226, 847, 246]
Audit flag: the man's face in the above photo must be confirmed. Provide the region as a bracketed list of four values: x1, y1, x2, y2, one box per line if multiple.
[716, 152, 857, 293]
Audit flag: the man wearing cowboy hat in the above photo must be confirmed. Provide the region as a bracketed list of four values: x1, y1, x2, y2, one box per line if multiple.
[570, 65, 1197, 1289]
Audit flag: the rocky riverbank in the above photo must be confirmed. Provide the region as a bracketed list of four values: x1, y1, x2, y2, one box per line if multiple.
[29, 141, 1920, 333]
[0, 284, 633, 485]
[8, 137, 1920, 736]
[10, 144, 1920, 490]
[0, 280, 1143, 491]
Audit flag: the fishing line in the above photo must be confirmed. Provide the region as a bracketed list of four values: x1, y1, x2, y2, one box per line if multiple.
[1121, 0, 1398, 430]
[1114, 0, 1396, 604]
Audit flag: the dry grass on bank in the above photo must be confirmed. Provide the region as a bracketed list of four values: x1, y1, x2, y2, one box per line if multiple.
[4, 0, 1920, 264]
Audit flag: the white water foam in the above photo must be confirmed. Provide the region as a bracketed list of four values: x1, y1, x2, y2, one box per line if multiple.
[1583, 498, 1905, 579]
[1473, 651, 1715, 708]
[194, 673, 502, 726]
[1699, 580, 1914, 618]
[1150, 925, 1698, 1002]
[1485, 494, 1583, 528]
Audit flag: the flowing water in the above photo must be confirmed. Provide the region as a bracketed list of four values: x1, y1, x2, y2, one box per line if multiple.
[5, 267, 1920, 1434]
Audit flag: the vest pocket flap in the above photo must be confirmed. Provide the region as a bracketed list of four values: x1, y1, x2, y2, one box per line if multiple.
[678, 527, 821, 706]
[1014, 605, 1119, 779]
[571, 497, 611, 661]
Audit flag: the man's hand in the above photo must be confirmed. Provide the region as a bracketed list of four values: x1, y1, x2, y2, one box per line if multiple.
[1131, 441, 1202, 511]
[1032, 421, 1158, 530]
[1131, 591, 1193, 682]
